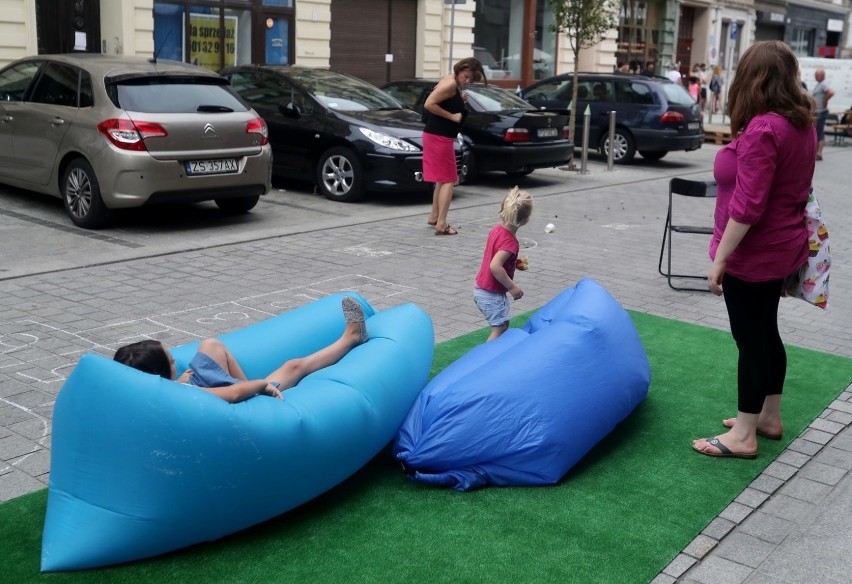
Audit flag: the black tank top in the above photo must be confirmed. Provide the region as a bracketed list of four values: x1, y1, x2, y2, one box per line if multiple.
[424, 88, 466, 138]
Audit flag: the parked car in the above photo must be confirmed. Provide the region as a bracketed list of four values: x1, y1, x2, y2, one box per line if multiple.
[522, 72, 704, 163]
[220, 65, 466, 202]
[0, 54, 271, 228]
[381, 80, 572, 182]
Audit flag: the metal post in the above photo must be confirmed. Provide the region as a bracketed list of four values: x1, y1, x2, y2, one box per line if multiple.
[607, 111, 616, 171]
[579, 104, 591, 175]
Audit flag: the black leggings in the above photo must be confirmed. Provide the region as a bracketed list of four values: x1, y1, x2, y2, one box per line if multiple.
[722, 273, 786, 414]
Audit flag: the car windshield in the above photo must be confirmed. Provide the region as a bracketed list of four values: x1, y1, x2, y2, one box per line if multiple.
[290, 70, 402, 112]
[113, 77, 249, 113]
[659, 81, 697, 106]
[465, 85, 532, 112]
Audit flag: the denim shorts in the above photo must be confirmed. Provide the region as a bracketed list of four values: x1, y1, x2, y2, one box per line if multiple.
[474, 287, 510, 327]
[187, 351, 241, 388]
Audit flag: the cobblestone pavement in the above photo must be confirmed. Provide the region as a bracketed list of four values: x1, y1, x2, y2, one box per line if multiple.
[1, 138, 850, 583]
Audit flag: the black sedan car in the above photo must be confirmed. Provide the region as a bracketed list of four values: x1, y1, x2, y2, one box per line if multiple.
[220, 66, 465, 202]
[381, 80, 572, 182]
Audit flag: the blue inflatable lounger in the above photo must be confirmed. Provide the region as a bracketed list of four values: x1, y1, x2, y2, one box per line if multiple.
[394, 278, 650, 491]
[41, 293, 434, 571]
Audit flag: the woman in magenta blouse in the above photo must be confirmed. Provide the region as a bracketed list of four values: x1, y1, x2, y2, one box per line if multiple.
[693, 41, 816, 459]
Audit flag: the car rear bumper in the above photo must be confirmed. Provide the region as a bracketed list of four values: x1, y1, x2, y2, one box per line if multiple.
[471, 141, 573, 172]
[92, 145, 272, 209]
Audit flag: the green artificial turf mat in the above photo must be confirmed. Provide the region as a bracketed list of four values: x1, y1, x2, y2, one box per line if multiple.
[2, 310, 850, 583]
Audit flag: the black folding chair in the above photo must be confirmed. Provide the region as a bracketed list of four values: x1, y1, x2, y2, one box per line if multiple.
[658, 178, 717, 291]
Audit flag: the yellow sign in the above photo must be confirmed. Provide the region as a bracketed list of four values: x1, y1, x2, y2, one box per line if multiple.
[189, 14, 237, 71]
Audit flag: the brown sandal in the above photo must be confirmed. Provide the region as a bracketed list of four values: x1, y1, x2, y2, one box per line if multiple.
[435, 225, 458, 235]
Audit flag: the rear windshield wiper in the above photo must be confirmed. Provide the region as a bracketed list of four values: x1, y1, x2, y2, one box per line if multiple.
[197, 105, 234, 113]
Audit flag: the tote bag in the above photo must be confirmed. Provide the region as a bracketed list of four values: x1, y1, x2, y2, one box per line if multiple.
[782, 190, 830, 309]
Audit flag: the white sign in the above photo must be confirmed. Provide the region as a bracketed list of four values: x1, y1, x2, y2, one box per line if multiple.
[800, 57, 852, 112]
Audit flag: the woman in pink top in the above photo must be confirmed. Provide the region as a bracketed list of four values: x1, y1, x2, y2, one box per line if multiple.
[693, 41, 816, 459]
[474, 187, 533, 341]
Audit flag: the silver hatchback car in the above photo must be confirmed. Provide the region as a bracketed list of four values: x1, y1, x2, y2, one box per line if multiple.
[0, 54, 272, 228]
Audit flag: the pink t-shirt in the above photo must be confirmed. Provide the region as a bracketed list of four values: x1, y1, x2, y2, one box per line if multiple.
[710, 112, 816, 281]
[475, 224, 519, 292]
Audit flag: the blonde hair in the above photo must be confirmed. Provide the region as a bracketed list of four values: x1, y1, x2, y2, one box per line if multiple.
[499, 186, 533, 228]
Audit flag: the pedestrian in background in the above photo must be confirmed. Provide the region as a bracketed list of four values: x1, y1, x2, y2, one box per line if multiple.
[424, 57, 485, 235]
[811, 67, 835, 161]
[693, 40, 816, 459]
[474, 186, 532, 342]
[710, 65, 723, 113]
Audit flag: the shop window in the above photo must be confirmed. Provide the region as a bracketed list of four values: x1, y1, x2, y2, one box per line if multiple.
[263, 0, 293, 6]
[153, 2, 252, 71]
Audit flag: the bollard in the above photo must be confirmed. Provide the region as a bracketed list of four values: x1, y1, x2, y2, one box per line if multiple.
[607, 111, 616, 171]
[579, 104, 591, 175]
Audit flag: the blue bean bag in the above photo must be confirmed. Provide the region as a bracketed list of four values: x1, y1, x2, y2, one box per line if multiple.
[394, 278, 650, 491]
[41, 293, 434, 571]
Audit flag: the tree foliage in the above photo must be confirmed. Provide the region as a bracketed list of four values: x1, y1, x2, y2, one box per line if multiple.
[546, 0, 619, 158]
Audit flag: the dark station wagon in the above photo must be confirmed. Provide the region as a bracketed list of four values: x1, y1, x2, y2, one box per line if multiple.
[522, 72, 704, 163]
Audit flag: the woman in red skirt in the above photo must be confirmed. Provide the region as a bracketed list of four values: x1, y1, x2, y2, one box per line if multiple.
[423, 57, 485, 235]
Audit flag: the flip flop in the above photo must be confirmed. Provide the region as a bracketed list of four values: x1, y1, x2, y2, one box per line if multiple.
[693, 437, 757, 459]
[722, 418, 782, 440]
[435, 225, 458, 235]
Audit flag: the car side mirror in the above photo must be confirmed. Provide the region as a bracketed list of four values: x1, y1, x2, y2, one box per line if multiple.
[280, 102, 301, 118]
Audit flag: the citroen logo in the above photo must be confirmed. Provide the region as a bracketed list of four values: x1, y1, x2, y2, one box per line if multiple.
[201, 123, 218, 139]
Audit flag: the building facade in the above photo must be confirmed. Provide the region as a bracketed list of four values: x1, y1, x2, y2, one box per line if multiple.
[0, 1, 849, 83]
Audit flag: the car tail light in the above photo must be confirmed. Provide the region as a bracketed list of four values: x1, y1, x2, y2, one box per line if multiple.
[661, 111, 686, 124]
[97, 119, 167, 151]
[504, 128, 530, 142]
[562, 126, 570, 139]
[246, 117, 268, 145]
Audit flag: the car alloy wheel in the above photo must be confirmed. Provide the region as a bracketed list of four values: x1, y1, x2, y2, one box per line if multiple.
[317, 147, 364, 202]
[600, 129, 636, 164]
[63, 159, 110, 229]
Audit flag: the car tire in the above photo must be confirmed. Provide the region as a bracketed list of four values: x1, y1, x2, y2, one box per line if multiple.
[639, 150, 668, 161]
[62, 158, 111, 229]
[215, 196, 260, 214]
[316, 147, 364, 202]
[463, 151, 480, 183]
[600, 129, 636, 164]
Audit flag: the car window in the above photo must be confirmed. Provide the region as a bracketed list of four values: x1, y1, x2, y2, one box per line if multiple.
[289, 69, 402, 112]
[228, 71, 314, 114]
[0, 61, 41, 102]
[524, 78, 571, 102]
[614, 80, 655, 105]
[80, 71, 94, 108]
[30, 63, 79, 107]
[587, 81, 612, 102]
[113, 77, 250, 113]
[659, 82, 697, 106]
[465, 85, 532, 112]
[383, 84, 423, 110]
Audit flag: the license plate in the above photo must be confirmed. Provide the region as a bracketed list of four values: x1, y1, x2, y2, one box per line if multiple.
[185, 159, 238, 175]
[537, 127, 559, 138]
[687, 122, 700, 130]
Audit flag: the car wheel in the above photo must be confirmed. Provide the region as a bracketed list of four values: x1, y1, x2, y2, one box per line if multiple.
[62, 158, 110, 229]
[464, 151, 480, 183]
[316, 147, 364, 202]
[600, 129, 636, 164]
[639, 150, 668, 161]
[215, 196, 260, 214]
[505, 168, 534, 178]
